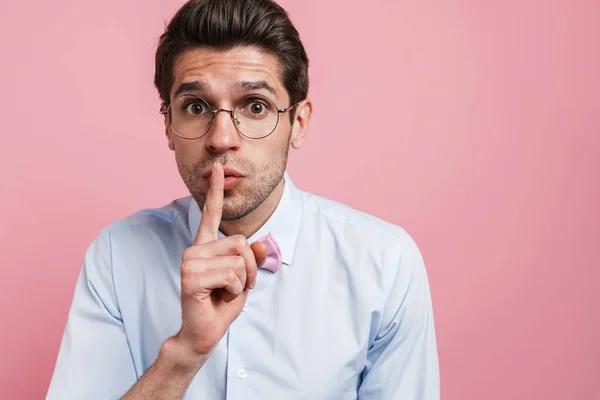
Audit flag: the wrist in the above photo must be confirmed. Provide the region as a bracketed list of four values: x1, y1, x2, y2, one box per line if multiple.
[160, 335, 209, 374]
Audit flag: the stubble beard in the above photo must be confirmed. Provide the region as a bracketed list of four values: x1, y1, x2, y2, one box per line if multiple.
[177, 148, 289, 221]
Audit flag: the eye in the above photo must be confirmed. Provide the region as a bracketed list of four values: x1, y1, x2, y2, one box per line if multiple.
[184, 101, 209, 115]
[241, 98, 273, 116]
[249, 101, 266, 115]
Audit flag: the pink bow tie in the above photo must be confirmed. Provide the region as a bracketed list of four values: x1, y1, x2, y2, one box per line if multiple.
[256, 233, 282, 272]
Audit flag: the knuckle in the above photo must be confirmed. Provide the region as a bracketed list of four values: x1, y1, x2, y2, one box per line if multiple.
[182, 247, 196, 262]
[180, 262, 193, 276]
[180, 274, 195, 295]
[181, 260, 205, 277]
[224, 269, 238, 283]
[232, 256, 245, 270]
[233, 234, 248, 250]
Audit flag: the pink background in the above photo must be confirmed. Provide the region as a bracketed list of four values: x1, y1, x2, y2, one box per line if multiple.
[1, 0, 598, 398]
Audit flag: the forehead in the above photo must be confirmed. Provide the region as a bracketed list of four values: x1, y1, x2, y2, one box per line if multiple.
[171, 46, 286, 103]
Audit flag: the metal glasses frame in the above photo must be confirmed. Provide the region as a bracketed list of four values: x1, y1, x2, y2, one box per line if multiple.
[159, 93, 299, 140]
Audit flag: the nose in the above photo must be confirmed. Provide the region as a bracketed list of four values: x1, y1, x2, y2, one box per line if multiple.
[205, 109, 241, 154]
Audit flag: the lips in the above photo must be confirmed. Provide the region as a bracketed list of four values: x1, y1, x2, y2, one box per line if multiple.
[223, 176, 242, 191]
[201, 166, 245, 179]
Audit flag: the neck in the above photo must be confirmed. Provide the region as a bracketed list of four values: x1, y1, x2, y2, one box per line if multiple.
[219, 178, 285, 238]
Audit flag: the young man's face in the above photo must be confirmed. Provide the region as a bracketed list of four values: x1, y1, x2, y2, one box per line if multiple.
[166, 46, 310, 221]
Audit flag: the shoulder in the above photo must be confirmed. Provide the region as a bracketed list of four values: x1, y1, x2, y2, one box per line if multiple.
[105, 196, 192, 231]
[98, 196, 193, 240]
[299, 189, 418, 251]
[296, 188, 429, 307]
[82, 196, 193, 280]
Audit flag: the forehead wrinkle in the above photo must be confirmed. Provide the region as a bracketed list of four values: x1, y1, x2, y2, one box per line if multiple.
[173, 80, 212, 98]
[172, 48, 287, 103]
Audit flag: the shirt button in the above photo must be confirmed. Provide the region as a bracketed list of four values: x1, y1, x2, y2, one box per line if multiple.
[238, 368, 247, 379]
[242, 303, 249, 312]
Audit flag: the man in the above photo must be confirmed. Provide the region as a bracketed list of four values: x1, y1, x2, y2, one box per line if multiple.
[46, 0, 440, 398]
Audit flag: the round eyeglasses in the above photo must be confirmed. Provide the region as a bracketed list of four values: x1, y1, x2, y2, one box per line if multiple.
[160, 94, 298, 140]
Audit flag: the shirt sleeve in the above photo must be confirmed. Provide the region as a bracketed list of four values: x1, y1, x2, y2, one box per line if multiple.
[358, 234, 440, 399]
[46, 231, 138, 400]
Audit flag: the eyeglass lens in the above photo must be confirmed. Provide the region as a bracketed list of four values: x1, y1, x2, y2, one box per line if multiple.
[167, 95, 280, 139]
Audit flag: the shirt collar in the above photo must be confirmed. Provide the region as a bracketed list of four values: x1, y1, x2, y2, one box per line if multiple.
[187, 171, 302, 266]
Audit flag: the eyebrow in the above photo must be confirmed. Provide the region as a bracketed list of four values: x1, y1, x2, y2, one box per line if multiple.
[173, 80, 210, 98]
[235, 80, 277, 97]
[172, 79, 278, 100]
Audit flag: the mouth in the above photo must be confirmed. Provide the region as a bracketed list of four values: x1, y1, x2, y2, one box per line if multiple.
[201, 166, 245, 179]
[201, 166, 245, 191]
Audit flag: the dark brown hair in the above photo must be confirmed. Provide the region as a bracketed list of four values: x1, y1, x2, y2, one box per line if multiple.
[154, 0, 309, 117]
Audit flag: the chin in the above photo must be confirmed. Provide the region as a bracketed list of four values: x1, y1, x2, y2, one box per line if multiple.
[220, 193, 262, 221]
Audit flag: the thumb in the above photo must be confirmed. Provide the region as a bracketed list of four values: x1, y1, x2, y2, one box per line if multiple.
[250, 241, 268, 268]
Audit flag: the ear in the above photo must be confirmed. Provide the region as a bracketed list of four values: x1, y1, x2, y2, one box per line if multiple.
[164, 117, 175, 151]
[289, 99, 312, 149]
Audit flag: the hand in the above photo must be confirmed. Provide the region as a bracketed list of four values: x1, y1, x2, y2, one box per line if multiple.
[173, 162, 268, 362]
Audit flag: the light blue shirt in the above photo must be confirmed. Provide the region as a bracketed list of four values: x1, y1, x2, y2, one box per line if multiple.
[47, 173, 440, 399]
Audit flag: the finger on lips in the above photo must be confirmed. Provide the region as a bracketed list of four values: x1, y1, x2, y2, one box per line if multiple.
[194, 162, 224, 246]
[182, 161, 261, 298]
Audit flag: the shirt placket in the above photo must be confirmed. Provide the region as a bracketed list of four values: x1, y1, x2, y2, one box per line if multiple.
[225, 299, 252, 399]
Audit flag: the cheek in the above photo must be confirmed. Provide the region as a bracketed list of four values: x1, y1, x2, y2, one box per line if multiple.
[271, 125, 293, 148]
[252, 142, 289, 172]
[258, 136, 288, 158]
[173, 139, 205, 160]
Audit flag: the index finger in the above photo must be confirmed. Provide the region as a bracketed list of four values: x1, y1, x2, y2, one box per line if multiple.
[194, 162, 224, 245]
